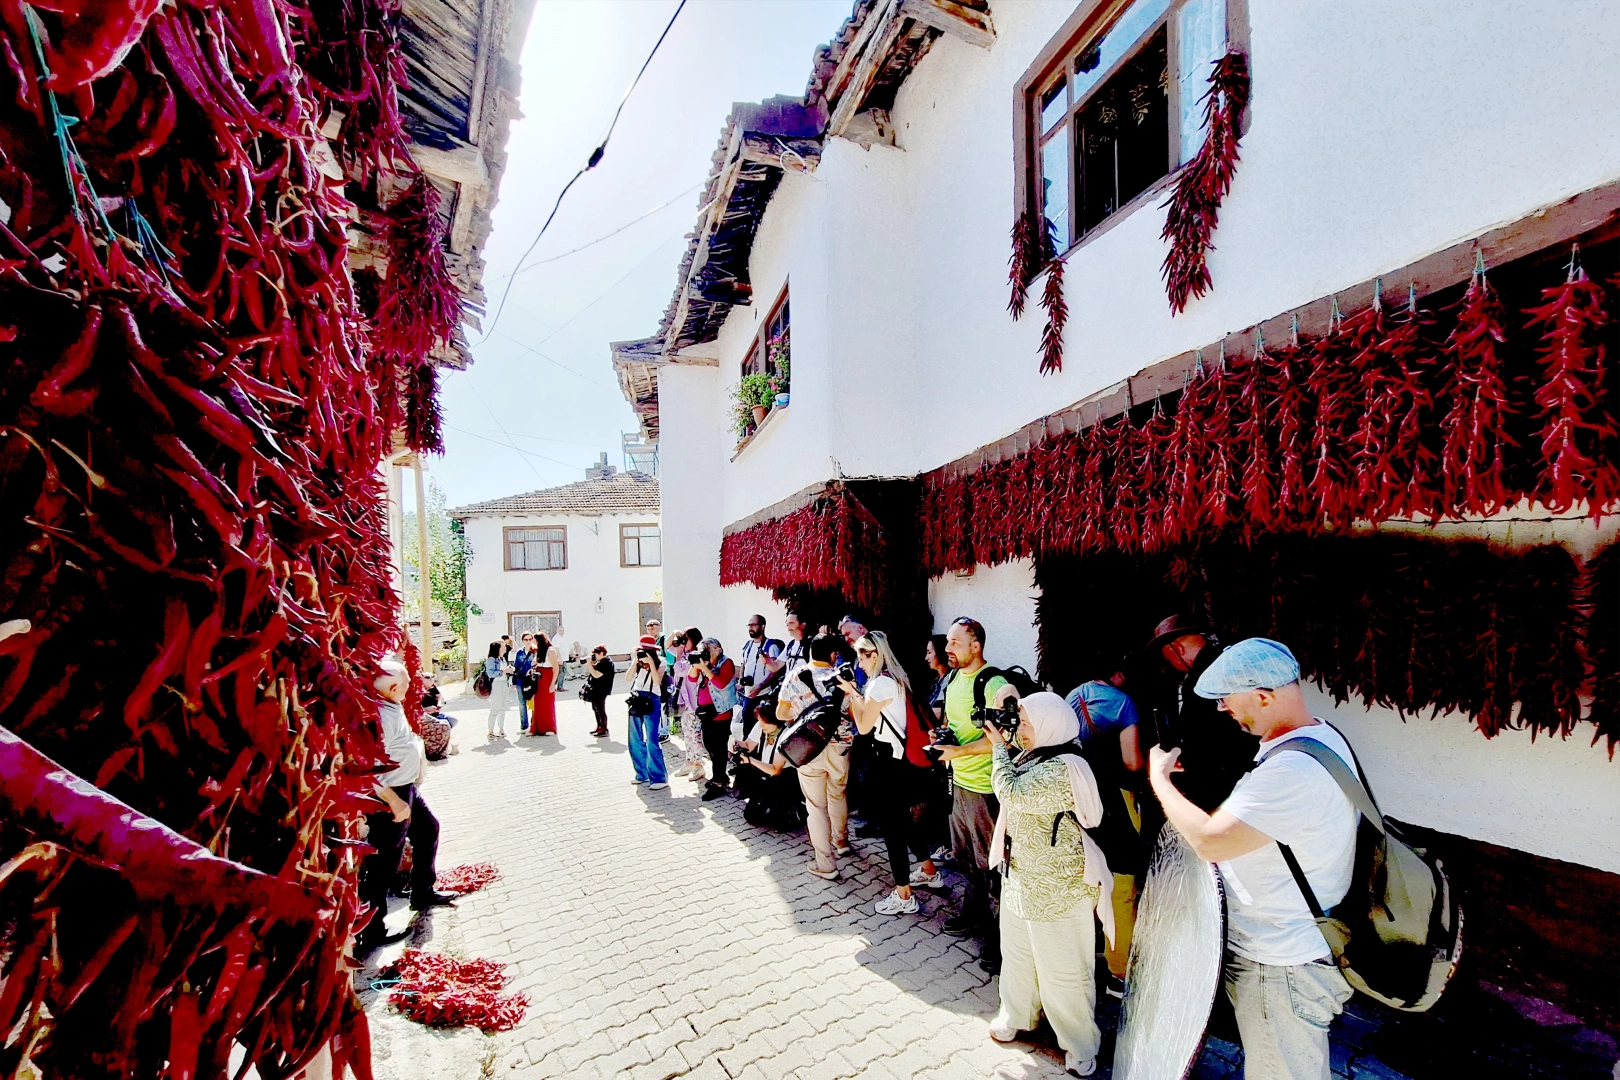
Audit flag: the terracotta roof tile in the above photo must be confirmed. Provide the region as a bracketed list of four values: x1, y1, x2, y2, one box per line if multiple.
[450, 472, 659, 517]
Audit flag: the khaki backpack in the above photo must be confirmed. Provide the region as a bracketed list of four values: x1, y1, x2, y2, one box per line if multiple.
[1264, 734, 1463, 1012]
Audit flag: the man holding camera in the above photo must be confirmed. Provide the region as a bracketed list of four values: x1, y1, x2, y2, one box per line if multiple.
[937, 617, 1007, 971]
[736, 614, 784, 729]
[777, 633, 854, 880]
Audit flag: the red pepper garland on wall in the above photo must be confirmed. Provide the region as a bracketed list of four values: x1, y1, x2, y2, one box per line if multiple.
[0, 0, 460, 1075]
[1161, 51, 1250, 315]
[911, 263, 1620, 745]
[720, 486, 889, 614]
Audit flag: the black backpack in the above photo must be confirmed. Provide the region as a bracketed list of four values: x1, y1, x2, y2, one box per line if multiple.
[969, 665, 1043, 726]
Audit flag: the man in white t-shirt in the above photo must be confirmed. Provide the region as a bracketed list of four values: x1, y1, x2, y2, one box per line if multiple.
[1147, 638, 1357, 1080]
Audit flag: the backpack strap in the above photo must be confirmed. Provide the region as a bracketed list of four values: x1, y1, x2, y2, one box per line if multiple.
[1262, 737, 1385, 834]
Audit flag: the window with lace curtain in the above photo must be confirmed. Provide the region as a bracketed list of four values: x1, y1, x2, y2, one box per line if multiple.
[1018, 0, 1235, 254]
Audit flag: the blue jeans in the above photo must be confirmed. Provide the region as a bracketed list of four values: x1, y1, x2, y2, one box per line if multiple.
[629, 697, 666, 783]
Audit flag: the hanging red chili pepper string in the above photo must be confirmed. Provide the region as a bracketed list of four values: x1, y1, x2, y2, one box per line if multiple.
[1523, 249, 1620, 516]
[1160, 51, 1250, 315]
[1439, 258, 1517, 517]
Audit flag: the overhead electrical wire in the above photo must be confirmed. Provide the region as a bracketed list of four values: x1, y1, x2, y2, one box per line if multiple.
[485, 183, 700, 284]
[477, 0, 688, 345]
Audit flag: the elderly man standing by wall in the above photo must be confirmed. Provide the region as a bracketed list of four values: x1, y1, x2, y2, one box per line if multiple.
[1148, 638, 1359, 1080]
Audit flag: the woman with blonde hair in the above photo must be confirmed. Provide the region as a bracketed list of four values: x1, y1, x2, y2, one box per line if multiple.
[834, 630, 943, 916]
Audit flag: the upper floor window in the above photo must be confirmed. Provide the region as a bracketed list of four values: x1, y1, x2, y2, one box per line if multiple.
[505, 526, 567, 570]
[1022, 0, 1230, 254]
[743, 284, 789, 380]
[620, 524, 661, 567]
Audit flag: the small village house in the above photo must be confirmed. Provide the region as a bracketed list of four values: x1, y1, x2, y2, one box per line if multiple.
[616, 0, 1620, 1048]
[453, 458, 663, 659]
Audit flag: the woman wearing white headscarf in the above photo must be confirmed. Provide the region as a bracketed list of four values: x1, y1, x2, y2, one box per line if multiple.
[982, 691, 1115, 1079]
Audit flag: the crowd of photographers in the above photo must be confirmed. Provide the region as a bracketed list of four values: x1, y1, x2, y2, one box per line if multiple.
[631, 611, 1365, 1080]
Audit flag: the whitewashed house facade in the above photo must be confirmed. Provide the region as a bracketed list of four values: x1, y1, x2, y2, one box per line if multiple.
[614, 0, 1620, 1036]
[453, 462, 662, 658]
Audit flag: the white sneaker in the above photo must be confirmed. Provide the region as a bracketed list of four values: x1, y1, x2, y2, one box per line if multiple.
[835, 844, 854, 857]
[649, 782, 668, 790]
[1064, 1053, 1097, 1077]
[930, 845, 951, 863]
[909, 866, 945, 889]
[874, 889, 919, 916]
[987, 1020, 1018, 1043]
[631, 779, 646, 785]
[807, 865, 840, 881]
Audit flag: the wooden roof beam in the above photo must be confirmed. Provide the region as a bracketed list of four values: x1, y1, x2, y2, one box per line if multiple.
[827, 4, 909, 139]
[899, 0, 995, 49]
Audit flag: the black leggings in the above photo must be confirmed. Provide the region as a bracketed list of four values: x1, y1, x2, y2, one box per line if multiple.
[590, 695, 608, 731]
[701, 718, 733, 787]
[873, 753, 935, 889]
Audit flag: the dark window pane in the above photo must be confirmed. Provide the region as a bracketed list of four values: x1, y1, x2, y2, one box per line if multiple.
[1040, 78, 1067, 134]
[1075, 28, 1168, 236]
[1041, 127, 1071, 253]
[1072, 0, 1172, 103]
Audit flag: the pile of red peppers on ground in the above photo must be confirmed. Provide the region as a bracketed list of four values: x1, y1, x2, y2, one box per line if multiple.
[0, 0, 460, 1076]
[379, 950, 527, 1033]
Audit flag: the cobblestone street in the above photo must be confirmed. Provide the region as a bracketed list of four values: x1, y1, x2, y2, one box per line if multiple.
[359, 687, 1073, 1080]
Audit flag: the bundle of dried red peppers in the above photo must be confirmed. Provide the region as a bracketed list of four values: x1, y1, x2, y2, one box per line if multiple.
[720, 485, 889, 614]
[381, 950, 527, 1032]
[0, 0, 459, 1075]
[436, 861, 501, 895]
[1160, 51, 1250, 315]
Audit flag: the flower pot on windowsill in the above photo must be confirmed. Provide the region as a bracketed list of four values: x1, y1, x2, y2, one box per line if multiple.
[751, 405, 769, 425]
[774, 392, 790, 407]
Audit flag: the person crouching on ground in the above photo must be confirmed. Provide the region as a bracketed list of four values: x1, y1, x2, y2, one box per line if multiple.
[735, 702, 804, 829]
[983, 691, 1114, 1079]
[835, 631, 943, 916]
[357, 660, 457, 955]
[1148, 638, 1357, 1080]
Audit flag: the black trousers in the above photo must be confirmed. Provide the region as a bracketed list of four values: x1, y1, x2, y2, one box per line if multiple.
[701, 717, 732, 788]
[873, 752, 935, 889]
[590, 694, 609, 731]
[359, 783, 440, 938]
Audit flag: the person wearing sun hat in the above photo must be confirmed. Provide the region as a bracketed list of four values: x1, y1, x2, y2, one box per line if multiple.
[1148, 637, 1360, 1080]
[1145, 613, 1258, 810]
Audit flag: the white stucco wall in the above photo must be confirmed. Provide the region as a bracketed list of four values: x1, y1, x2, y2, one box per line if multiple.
[927, 560, 1041, 669]
[652, 0, 1620, 870]
[462, 511, 663, 657]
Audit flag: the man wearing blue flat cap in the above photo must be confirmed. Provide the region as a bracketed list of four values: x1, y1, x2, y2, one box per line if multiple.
[1147, 638, 1359, 1080]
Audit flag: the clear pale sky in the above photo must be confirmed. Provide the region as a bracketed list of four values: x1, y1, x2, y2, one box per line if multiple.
[428, 0, 850, 509]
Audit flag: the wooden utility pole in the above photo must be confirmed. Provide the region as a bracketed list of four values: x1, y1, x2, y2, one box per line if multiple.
[413, 455, 433, 673]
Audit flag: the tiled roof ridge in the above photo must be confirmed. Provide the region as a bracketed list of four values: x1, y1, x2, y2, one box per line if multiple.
[451, 471, 660, 517]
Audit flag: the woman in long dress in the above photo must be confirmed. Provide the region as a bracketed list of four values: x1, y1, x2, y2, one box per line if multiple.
[527, 632, 561, 735]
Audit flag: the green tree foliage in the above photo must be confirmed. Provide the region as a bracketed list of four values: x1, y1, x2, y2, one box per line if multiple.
[403, 481, 476, 665]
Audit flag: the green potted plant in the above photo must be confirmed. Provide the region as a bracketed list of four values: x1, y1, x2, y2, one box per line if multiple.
[768, 343, 790, 406]
[740, 372, 773, 425]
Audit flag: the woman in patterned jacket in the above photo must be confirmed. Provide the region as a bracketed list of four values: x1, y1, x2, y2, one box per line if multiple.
[982, 691, 1117, 1079]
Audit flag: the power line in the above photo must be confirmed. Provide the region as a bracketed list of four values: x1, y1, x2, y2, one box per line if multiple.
[478, 0, 688, 345]
[485, 184, 700, 284]
[491, 330, 617, 390]
[528, 230, 686, 348]
[468, 385, 550, 483]
[445, 424, 588, 469]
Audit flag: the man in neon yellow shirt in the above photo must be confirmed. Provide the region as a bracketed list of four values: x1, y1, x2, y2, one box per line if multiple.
[937, 617, 1007, 971]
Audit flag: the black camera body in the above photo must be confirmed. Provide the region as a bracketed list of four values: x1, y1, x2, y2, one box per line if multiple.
[972, 701, 1022, 738]
[925, 726, 960, 757]
[834, 662, 857, 685]
[687, 650, 704, 665]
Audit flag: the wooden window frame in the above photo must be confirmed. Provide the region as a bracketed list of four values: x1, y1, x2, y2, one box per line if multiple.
[1012, 0, 1249, 254]
[508, 611, 563, 639]
[741, 282, 790, 379]
[619, 523, 662, 568]
[503, 525, 568, 571]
